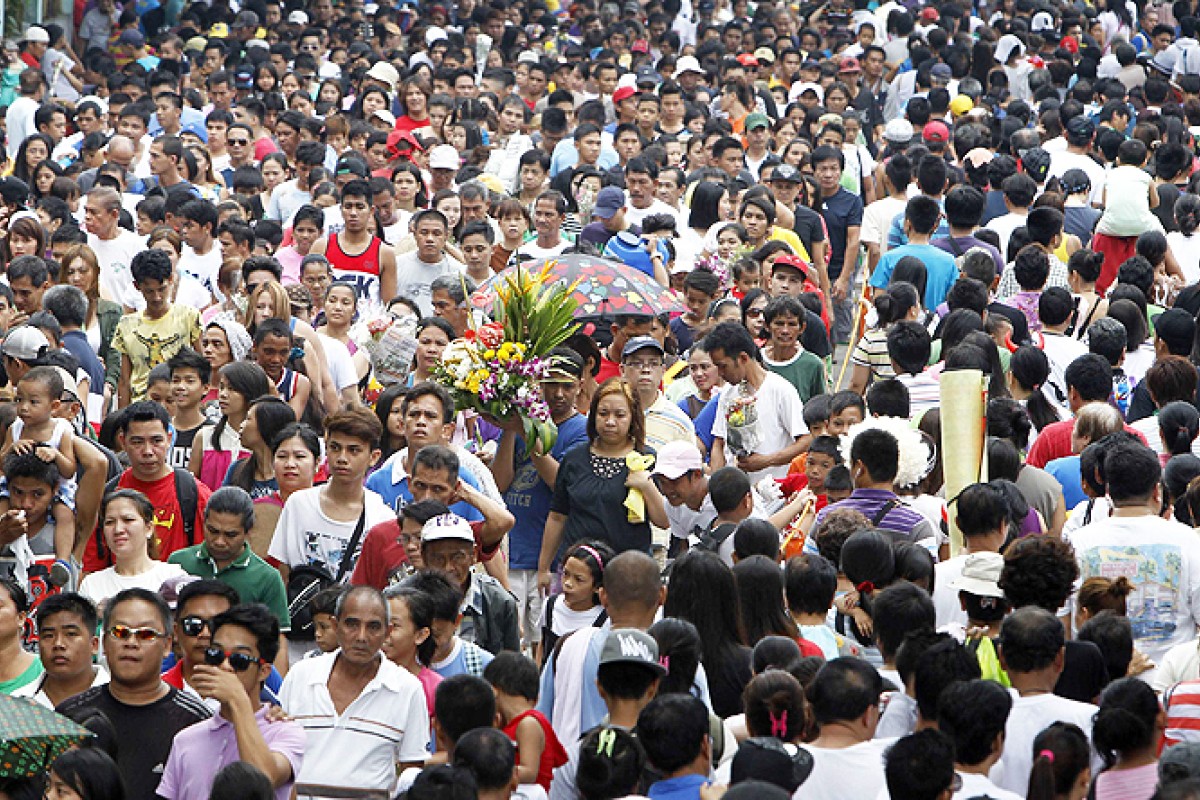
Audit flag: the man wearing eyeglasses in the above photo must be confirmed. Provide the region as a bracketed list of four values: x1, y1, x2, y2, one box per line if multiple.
[57, 588, 212, 800]
[421, 512, 518, 656]
[620, 336, 696, 453]
[158, 604, 306, 800]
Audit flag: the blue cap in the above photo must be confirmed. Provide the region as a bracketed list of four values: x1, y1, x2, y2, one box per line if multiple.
[181, 120, 208, 143]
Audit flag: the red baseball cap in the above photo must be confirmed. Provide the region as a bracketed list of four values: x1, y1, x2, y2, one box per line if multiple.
[923, 120, 951, 143]
[737, 52, 759, 67]
[838, 55, 861, 73]
[919, 7, 939, 21]
[772, 253, 812, 280]
[612, 86, 637, 104]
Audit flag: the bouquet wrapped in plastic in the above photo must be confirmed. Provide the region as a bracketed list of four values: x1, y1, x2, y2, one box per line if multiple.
[724, 384, 761, 457]
[352, 309, 419, 389]
[431, 262, 579, 450]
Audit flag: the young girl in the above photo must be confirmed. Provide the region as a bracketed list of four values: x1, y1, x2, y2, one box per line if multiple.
[714, 223, 750, 262]
[383, 585, 442, 734]
[484, 652, 569, 791]
[576, 727, 645, 800]
[537, 539, 613, 664]
[0, 366, 77, 572]
[225, 397, 296, 499]
[373, 384, 407, 470]
[189, 362, 272, 491]
[1028, 722, 1091, 800]
[492, 199, 531, 274]
[1091, 679, 1165, 800]
[1095, 139, 1165, 288]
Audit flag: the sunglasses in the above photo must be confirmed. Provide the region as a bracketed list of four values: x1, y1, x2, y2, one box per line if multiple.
[108, 625, 166, 642]
[180, 615, 214, 637]
[204, 646, 264, 672]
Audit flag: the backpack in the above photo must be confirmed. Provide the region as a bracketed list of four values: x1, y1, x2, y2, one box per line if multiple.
[285, 508, 367, 640]
[695, 521, 738, 555]
[539, 593, 608, 666]
[93, 468, 199, 563]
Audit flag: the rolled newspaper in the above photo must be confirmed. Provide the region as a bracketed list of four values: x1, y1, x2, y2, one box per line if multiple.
[940, 369, 987, 558]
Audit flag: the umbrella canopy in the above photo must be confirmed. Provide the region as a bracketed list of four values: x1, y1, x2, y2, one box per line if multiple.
[0, 694, 94, 778]
[474, 254, 685, 319]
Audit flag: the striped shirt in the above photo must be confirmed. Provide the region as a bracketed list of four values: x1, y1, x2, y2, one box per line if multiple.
[645, 393, 697, 452]
[813, 488, 937, 544]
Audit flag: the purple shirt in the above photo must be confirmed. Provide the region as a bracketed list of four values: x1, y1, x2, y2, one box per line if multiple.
[813, 488, 937, 543]
[158, 704, 306, 800]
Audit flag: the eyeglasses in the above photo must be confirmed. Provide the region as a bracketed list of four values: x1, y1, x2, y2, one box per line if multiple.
[179, 615, 214, 637]
[227, 138, 249, 146]
[745, 308, 765, 318]
[107, 625, 166, 642]
[624, 360, 663, 372]
[203, 646, 264, 672]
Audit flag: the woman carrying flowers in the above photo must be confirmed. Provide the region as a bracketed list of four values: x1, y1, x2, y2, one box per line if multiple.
[536, 377, 669, 592]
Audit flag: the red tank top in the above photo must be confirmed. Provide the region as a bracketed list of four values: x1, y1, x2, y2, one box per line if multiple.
[326, 233, 384, 303]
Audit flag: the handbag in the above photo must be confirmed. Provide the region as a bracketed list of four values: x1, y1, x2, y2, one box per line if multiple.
[285, 508, 366, 640]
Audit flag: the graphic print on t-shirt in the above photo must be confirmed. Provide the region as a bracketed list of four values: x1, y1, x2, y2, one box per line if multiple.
[1081, 543, 1183, 643]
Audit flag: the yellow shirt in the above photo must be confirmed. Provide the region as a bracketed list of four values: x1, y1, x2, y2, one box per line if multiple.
[112, 305, 201, 401]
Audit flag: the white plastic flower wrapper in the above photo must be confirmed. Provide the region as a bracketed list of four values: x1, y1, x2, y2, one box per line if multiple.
[839, 416, 933, 490]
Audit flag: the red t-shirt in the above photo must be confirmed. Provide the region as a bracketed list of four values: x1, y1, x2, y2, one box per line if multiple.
[595, 355, 621, 385]
[502, 709, 568, 791]
[82, 469, 212, 574]
[1026, 419, 1147, 468]
[350, 517, 496, 589]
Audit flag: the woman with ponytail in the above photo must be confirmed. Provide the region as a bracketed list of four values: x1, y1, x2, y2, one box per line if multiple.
[1065, 249, 1108, 341]
[742, 669, 809, 743]
[1090, 678, 1165, 799]
[1075, 576, 1135, 628]
[848, 280, 924, 395]
[1007, 346, 1063, 432]
[1160, 402, 1200, 461]
[1168, 194, 1200, 285]
[1027, 722, 1091, 800]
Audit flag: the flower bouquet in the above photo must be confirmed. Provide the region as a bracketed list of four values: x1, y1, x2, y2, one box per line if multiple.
[431, 262, 580, 451]
[724, 383, 761, 457]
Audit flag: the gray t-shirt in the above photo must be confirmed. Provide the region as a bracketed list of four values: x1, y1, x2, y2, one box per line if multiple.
[393, 251, 465, 316]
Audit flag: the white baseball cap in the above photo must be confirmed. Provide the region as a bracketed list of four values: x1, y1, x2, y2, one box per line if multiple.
[676, 55, 705, 75]
[366, 62, 400, 91]
[287, 10, 309, 24]
[421, 513, 476, 544]
[23, 26, 48, 44]
[429, 144, 460, 171]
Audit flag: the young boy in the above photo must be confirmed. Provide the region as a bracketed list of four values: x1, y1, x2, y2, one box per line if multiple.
[827, 389, 865, 435]
[145, 365, 176, 417]
[252, 319, 311, 420]
[401, 568, 494, 678]
[824, 465, 853, 503]
[730, 256, 760, 300]
[276, 204, 324, 285]
[459, 221, 495, 286]
[308, 586, 344, 656]
[482, 651, 568, 791]
[167, 348, 212, 470]
[785, 553, 858, 660]
[0, 367, 77, 573]
[670, 268, 721, 353]
[112, 248, 202, 407]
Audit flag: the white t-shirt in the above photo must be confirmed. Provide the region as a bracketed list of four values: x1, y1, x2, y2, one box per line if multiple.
[803, 739, 893, 800]
[933, 554, 969, 630]
[393, 251, 465, 316]
[178, 243, 223, 294]
[1068, 513, 1200, 666]
[986, 212, 1028, 260]
[316, 333, 360, 392]
[89, 230, 148, 311]
[991, 691, 1096, 794]
[1041, 332, 1088, 413]
[1167, 232, 1200, 286]
[624, 196, 684, 231]
[1048, 150, 1107, 207]
[78, 561, 187, 607]
[712, 372, 807, 483]
[5, 96, 38, 160]
[267, 486, 394, 576]
[954, 771, 1024, 800]
[860, 196, 907, 251]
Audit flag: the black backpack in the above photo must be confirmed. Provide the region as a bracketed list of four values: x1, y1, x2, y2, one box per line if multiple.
[94, 468, 199, 562]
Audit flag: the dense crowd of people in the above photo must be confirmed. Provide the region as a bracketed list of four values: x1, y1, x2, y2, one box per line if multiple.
[10, 0, 1200, 799]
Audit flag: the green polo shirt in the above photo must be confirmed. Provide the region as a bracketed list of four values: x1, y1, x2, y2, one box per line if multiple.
[168, 543, 292, 631]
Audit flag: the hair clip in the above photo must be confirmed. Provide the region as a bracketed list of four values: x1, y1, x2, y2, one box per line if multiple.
[658, 655, 669, 673]
[769, 710, 788, 739]
[597, 728, 617, 758]
[1038, 749, 1055, 763]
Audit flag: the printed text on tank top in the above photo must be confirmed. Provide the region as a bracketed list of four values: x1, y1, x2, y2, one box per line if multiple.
[326, 232, 383, 302]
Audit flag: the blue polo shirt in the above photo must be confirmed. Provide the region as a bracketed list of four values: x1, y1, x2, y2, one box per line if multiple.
[869, 242, 959, 309]
[364, 449, 485, 522]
